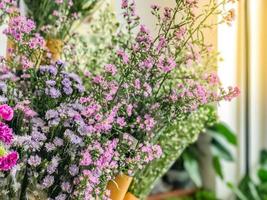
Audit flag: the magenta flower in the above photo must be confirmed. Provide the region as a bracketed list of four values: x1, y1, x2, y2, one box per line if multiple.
[0, 151, 19, 171]
[0, 104, 14, 121]
[0, 122, 13, 144]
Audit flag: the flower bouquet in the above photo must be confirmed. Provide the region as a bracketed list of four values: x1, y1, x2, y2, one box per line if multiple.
[0, 0, 239, 199]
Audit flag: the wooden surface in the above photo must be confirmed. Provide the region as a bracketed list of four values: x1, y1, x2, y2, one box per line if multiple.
[147, 189, 196, 200]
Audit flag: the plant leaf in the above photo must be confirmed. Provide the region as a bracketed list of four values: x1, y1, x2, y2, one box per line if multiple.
[248, 182, 261, 200]
[258, 168, 267, 183]
[183, 152, 202, 187]
[212, 156, 223, 179]
[211, 138, 234, 161]
[260, 150, 267, 166]
[227, 182, 248, 200]
[209, 122, 237, 145]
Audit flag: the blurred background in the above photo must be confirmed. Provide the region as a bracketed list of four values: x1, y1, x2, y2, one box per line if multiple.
[1, 0, 267, 199]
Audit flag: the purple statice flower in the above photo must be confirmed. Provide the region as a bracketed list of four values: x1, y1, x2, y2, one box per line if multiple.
[74, 84, 85, 93]
[0, 122, 13, 144]
[61, 182, 71, 193]
[0, 96, 8, 103]
[48, 88, 61, 99]
[55, 193, 67, 200]
[41, 175, 54, 188]
[46, 80, 56, 87]
[68, 73, 82, 84]
[53, 137, 64, 147]
[63, 87, 73, 95]
[61, 78, 72, 87]
[69, 164, 79, 176]
[66, 132, 83, 145]
[45, 109, 59, 120]
[31, 130, 47, 142]
[48, 66, 58, 76]
[47, 156, 60, 174]
[0, 82, 7, 93]
[45, 142, 56, 152]
[28, 155, 41, 167]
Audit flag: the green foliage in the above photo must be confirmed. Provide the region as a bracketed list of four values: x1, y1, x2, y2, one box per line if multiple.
[230, 150, 267, 200]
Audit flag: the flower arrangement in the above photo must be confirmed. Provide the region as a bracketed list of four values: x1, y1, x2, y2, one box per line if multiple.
[24, 0, 105, 40]
[0, 0, 239, 199]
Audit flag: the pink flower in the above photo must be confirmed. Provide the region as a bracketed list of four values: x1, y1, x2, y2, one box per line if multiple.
[0, 122, 13, 144]
[158, 57, 176, 73]
[105, 64, 117, 76]
[80, 151, 92, 166]
[117, 49, 129, 64]
[0, 104, 14, 121]
[0, 151, 18, 171]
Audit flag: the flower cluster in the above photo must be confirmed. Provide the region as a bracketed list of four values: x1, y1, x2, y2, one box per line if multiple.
[0, 0, 239, 199]
[24, 0, 103, 39]
[0, 104, 18, 171]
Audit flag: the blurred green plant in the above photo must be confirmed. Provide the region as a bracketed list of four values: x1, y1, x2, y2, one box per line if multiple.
[228, 150, 267, 200]
[182, 121, 237, 186]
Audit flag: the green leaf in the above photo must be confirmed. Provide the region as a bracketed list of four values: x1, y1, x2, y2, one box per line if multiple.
[212, 156, 223, 179]
[211, 138, 234, 161]
[183, 152, 202, 187]
[227, 182, 248, 200]
[260, 150, 267, 166]
[209, 122, 237, 145]
[258, 168, 267, 183]
[248, 182, 261, 200]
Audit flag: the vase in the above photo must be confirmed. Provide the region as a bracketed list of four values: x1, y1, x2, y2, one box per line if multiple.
[129, 106, 217, 199]
[107, 174, 133, 200]
[46, 39, 63, 61]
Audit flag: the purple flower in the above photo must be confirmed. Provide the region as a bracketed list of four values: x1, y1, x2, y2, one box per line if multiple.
[61, 182, 71, 193]
[53, 137, 64, 147]
[28, 155, 41, 167]
[48, 88, 61, 99]
[74, 84, 85, 93]
[0, 122, 13, 144]
[46, 80, 56, 86]
[69, 164, 79, 176]
[55, 193, 67, 200]
[63, 87, 73, 95]
[47, 156, 60, 174]
[45, 142, 56, 152]
[45, 110, 58, 120]
[61, 78, 72, 87]
[42, 175, 54, 188]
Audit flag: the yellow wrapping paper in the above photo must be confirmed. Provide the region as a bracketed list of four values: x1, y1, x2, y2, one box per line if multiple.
[46, 39, 63, 61]
[6, 39, 15, 60]
[107, 174, 133, 200]
[123, 192, 139, 200]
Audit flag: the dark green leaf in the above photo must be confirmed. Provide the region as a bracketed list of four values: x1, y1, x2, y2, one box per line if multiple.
[258, 168, 267, 183]
[209, 122, 237, 145]
[260, 150, 267, 166]
[211, 138, 234, 161]
[212, 156, 223, 179]
[227, 182, 248, 200]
